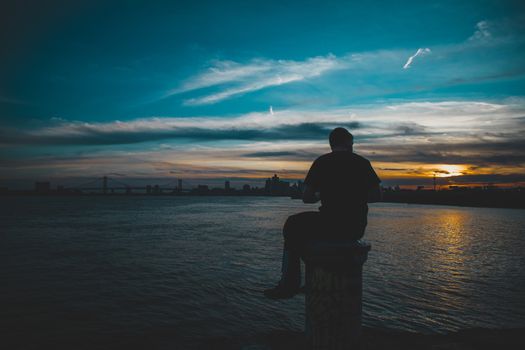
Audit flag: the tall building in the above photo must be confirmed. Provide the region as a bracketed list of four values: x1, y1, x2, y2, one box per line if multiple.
[225, 180, 230, 191]
[265, 174, 290, 196]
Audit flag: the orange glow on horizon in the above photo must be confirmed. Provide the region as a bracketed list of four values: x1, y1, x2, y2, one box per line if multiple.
[433, 164, 467, 177]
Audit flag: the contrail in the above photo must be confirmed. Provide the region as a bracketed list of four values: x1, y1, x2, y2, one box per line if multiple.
[403, 48, 431, 69]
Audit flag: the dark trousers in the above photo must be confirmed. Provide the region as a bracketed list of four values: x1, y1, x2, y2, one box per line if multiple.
[279, 211, 366, 288]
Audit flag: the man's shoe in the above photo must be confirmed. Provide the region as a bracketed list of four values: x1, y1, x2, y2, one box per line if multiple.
[263, 284, 300, 300]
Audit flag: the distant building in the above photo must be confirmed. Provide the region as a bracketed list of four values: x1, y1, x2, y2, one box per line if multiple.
[225, 180, 231, 191]
[242, 184, 251, 193]
[102, 176, 108, 194]
[153, 185, 161, 194]
[265, 174, 290, 196]
[35, 182, 51, 193]
[194, 185, 210, 195]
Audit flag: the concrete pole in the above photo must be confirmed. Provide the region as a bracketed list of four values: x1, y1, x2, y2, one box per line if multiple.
[304, 241, 371, 350]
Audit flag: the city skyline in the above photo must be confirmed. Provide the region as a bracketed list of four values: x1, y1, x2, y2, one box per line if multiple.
[1, 0, 525, 189]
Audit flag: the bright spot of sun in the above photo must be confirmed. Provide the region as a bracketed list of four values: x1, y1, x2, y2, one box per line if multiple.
[434, 164, 465, 177]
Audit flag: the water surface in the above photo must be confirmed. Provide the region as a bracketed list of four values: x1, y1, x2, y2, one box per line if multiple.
[1, 196, 524, 348]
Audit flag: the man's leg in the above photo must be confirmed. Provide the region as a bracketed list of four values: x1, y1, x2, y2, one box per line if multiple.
[264, 211, 321, 299]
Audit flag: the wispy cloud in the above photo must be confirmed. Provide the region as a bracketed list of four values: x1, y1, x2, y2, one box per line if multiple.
[469, 20, 491, 41]
[154, 17, 525, 106]
[403, 48, 431, 69]
[165, 54, 347, 105]
[0, 120, 361, 146]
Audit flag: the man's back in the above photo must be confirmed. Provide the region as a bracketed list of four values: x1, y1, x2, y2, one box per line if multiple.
[305, 150, 380, 234]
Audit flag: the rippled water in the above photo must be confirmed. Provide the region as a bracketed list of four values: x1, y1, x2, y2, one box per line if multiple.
[1, 196, 524, 348]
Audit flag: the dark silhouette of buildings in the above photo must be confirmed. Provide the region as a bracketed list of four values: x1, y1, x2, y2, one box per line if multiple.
[380, 185, 524, 208]
[2, 175, 523, 209]
[35, 182, 51, 193]
[194, 185, 210, 195]
[265, 174, 290, 196]
[102, 176, 108, 195]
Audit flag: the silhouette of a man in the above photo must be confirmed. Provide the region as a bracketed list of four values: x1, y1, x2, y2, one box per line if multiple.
[264, 127, 381, 299]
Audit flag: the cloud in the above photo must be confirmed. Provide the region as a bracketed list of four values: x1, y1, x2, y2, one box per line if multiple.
[183, 76, 299, 106]
[403, 48, 431, 69]
[378, 168, 411, 171]
[0, 119, 362, 146]
[2, 100, 524, 184]
[241, 150, 320, 160]
[154, 18, 525, 106]
[361, 138, 525, 166]
[469, 21, 491, 41]
[394, 122, 427, 135]
[165, 54, 347, 105]
[2, 100, 523, 150]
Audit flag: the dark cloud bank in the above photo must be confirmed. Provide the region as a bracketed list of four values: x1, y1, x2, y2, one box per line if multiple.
[0, 122, 362, 146]
[1, 120, 524, 184]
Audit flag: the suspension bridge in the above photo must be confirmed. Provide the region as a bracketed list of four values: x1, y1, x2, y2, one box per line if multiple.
[65, 176, 198, 194]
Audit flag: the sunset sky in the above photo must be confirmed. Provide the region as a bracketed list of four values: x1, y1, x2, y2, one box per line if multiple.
[1, 0, 524, 189]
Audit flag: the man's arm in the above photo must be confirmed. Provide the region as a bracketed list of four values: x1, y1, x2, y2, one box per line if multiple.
[367, 183, 382, 203]
[302, 185, 320, 204]
[364, 159, 382, 203]
[303, 158, 321, 204]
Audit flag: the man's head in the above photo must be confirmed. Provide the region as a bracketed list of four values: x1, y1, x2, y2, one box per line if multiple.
[329, 127, 353, 151]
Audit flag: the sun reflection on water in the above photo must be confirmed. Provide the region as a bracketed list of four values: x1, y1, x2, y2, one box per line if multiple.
[415, 209, 479, 320]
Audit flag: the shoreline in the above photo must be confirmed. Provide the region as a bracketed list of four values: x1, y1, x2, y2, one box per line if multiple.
[15, 327, 524, 349]
[197, 327, 525, 350]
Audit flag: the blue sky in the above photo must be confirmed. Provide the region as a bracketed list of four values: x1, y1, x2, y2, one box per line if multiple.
[1, 0, 524, 188]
